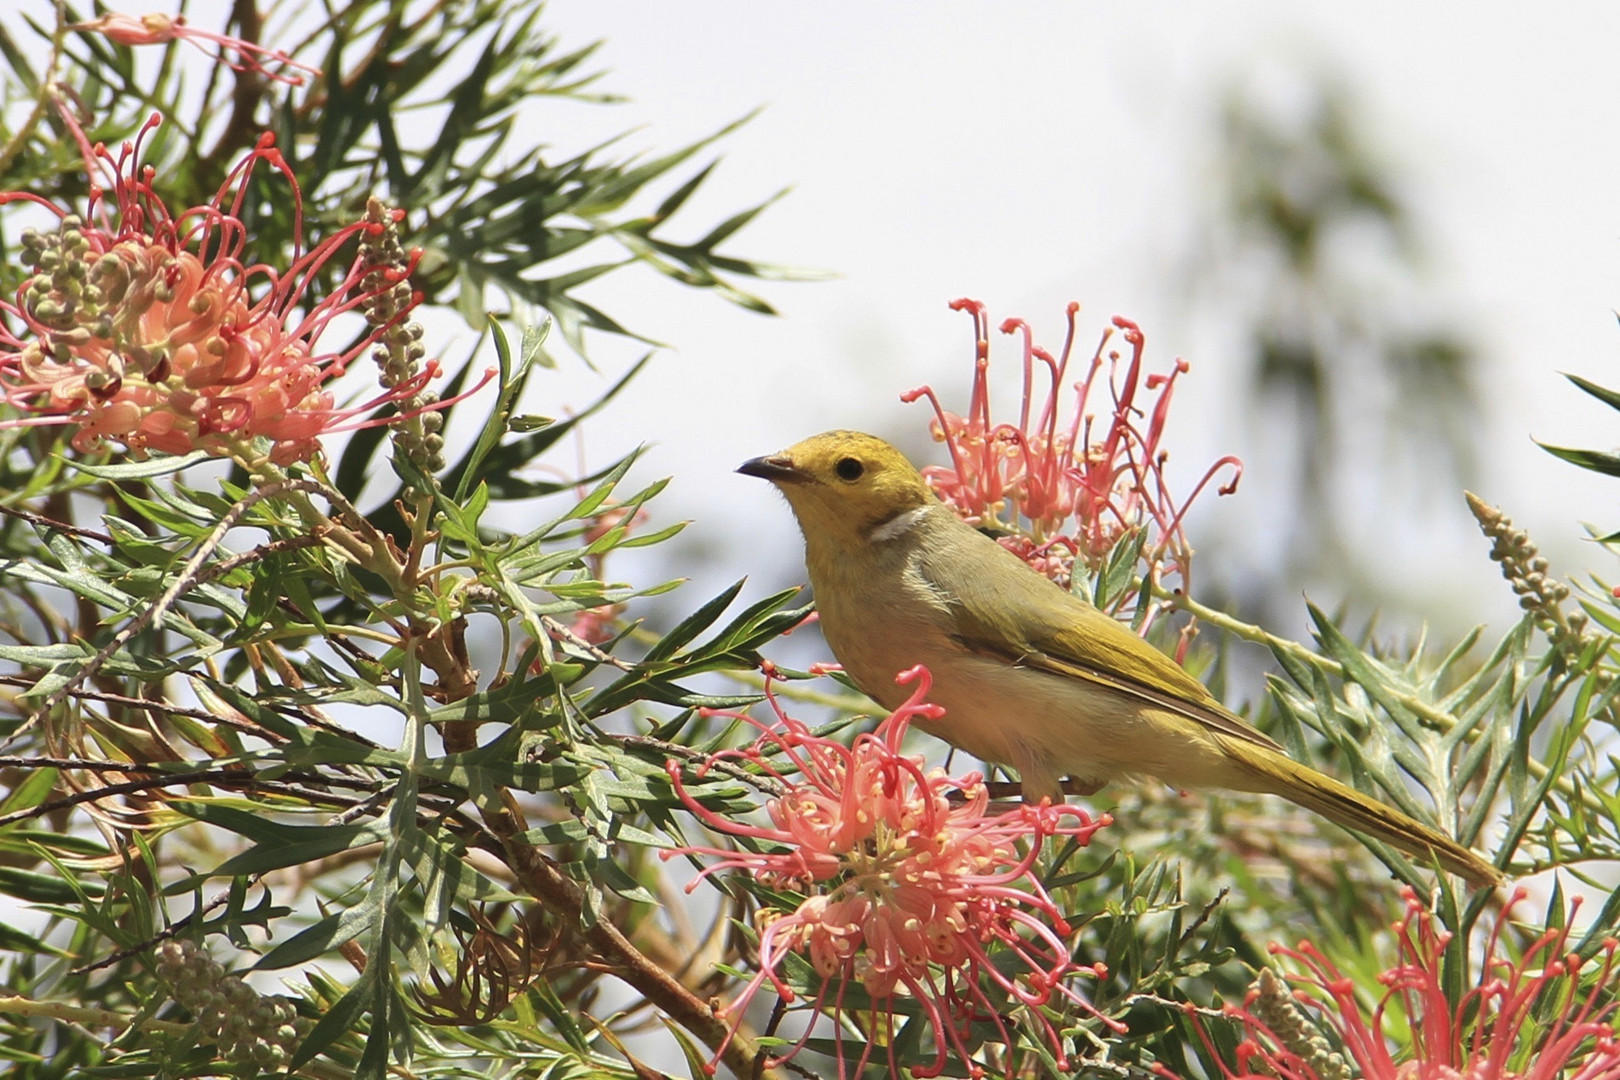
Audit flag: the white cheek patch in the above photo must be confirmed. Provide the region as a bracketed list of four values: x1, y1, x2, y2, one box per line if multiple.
[866, 506, 929, 544]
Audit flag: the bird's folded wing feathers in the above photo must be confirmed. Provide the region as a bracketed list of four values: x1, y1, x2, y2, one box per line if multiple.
[1013, 640, 1287, 754]
[924, 537, 1286, 754]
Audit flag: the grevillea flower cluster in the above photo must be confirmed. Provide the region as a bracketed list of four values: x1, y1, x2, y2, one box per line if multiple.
[903, 299, 1242, 607]
[0, 114, 448, 466]
[1169, 886, 1620, 1080]
[664, 664, 1116, 1078]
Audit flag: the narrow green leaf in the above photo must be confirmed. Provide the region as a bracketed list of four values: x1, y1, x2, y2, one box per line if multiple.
[1539, 441, 1620, 477]
[66, 450, 212, 479]
[453, 321, 518, 502]
[0, 768, 58, 818]
[455, 353, 654, 498]
[643, 580, 745, 662]
[0, 866, 104, 903]
[0, 920, 70, 957]
[167, 800, 332, 847]
[1565, 371, 1620, 413]
[658, 1015, 715, 1078]
[288, 965, 375, 1070]
[256, 897, 382, 970]
[210, 821, 390, 878]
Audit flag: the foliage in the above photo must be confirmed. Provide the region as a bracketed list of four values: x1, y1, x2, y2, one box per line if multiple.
[0, 6, 1615, 1080]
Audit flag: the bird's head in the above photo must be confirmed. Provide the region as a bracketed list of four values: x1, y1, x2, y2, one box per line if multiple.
[738, 430, 936, 549]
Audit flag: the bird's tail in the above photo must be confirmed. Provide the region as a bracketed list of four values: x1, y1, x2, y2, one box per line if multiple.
[1219, 737, 1502, 888]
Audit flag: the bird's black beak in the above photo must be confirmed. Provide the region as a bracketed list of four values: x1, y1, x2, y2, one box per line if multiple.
[737, 453, 807, 484]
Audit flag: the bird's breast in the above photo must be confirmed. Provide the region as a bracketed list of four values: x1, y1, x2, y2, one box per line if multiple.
[810, 550, 1054, 777]
[812, 554, 956, 706]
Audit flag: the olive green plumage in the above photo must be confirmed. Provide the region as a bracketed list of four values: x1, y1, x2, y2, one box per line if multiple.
[740, 430, 1501, 888]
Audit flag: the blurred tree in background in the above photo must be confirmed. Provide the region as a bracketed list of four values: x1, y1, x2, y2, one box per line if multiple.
[1195, 68, 1480, 623]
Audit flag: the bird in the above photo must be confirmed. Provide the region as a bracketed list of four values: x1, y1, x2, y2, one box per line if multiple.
[738, 429, 1501, 887]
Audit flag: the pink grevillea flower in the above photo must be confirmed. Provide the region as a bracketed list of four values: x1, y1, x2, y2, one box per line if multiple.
[71, 12, 319, 86]
[903, 299, 1241, 608]
[1165, 886, 1620, 1080]
[0, 114, 459, 466]
[664, 664, 1117, 1078]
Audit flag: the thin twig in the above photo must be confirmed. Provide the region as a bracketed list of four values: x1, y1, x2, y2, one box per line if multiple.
[542, 615, 633, 670]
[0, 503, 113, 544]
[0, 680, 254, 735]
[0, 2, 67, 176]
[193, 533, 325, 583]
[0, 765, 389, 829]
[70, 886, 239, 976]
[613, 733, 788, 798]
[476, 797, 780, 1079]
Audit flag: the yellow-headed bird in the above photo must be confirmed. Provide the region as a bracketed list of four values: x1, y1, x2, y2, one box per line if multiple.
[740, 430, 1500, 887]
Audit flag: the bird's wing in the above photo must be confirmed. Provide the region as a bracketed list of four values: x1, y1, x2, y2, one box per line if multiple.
[920, 526, 1287, 754]
[1013, 636, 1287, 753]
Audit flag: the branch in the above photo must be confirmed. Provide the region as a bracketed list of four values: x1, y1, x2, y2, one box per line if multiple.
[479, 799, 780, 1080]
[0, 993, 190, 1036]
[0, 3, 66, 177]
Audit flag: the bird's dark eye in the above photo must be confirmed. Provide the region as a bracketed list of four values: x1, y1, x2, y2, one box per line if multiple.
[834, 456, 864, 481]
